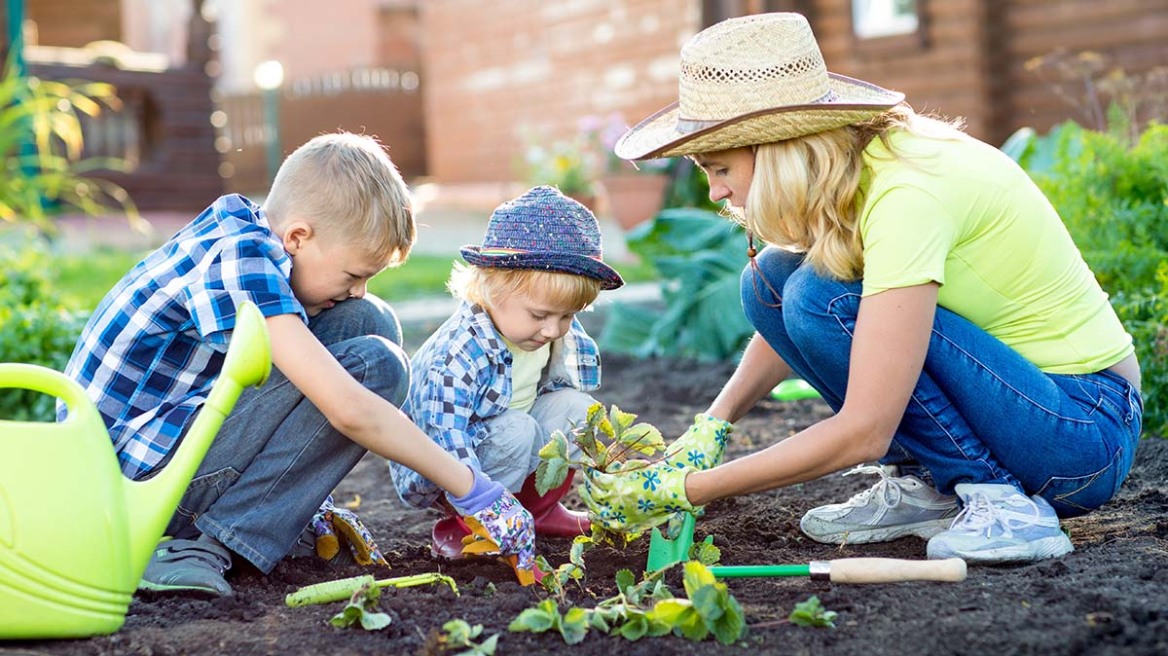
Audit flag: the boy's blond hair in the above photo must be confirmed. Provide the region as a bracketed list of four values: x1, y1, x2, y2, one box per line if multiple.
[264, 132, 415, 265]
[447, 262, 601, 313]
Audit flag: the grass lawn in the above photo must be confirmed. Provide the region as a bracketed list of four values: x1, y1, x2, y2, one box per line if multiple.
[56, 248, 659, 311]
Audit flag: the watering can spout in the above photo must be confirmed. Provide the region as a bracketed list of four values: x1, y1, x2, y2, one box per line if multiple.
[123, 302, 272, 576]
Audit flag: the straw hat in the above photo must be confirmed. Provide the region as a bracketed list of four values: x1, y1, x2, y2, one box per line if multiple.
[460, 186, 625, 290]
[615, 13, 905, 160]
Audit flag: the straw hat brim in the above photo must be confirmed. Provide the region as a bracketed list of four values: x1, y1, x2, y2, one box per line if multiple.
[460, 247, 625, 291]
[615, 73, 905, 160]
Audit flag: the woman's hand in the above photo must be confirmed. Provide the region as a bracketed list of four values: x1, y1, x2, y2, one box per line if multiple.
[666, 413, 733, 470]
[579, 459, 696, 534]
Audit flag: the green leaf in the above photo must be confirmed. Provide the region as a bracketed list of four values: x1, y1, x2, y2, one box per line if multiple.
[538, 432, 569, 460]
[358, 610, 392, 631]
[560, 607, 590, 645]
[789, 595, 838, 628]
[614, 569, 636, 595]
[618, 614, 649, 641]
[709, 595, 746, 645]
[508, 603, 557, 633]
[535, 456, 570, 495]
[691, 537, 722, 565]
[568, 535, 592, 567]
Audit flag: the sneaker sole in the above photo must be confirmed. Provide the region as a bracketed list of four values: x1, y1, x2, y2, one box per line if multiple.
[801, 517, 954, 545]
[927, 534, 1074, 563]
[137, 580, 233, 596]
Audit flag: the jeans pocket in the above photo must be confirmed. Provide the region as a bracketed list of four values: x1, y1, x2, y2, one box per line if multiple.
[1036, 446, 1124, 518]
[166, 467, 241, 535]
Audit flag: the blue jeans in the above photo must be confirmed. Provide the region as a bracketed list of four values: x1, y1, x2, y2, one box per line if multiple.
[476, 389, 596, 491]
[742, 247, 1143, 518]
[162, 295, 410, 573]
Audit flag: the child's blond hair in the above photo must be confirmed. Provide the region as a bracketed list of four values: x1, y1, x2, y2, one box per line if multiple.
[447, 262, 601, 313]
[264, 132, 415, 265]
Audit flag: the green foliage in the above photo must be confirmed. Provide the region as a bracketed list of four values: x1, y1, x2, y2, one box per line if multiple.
[508, 562, 745, 646]
[535, 534, 590, 602]
[0, 57, 139, 232]
[1005, 120, 1168, 436]
[327, 579, 392, 631]
[788, 595, 838, 628]
[438, 619, 500, 656]
[536, 402, 665, 492]
[0, 244, 87, 421]
[599, 208, 753, 361]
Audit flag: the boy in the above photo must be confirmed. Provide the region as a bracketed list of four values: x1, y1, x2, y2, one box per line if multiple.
[60, 132, 535, 596]
[390, 185, 624, 560]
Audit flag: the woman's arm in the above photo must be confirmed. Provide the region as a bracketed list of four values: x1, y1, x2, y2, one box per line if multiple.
[264, 313, 474, 497]
[707, 333, 792, 423]
[686, 283, 939, 505]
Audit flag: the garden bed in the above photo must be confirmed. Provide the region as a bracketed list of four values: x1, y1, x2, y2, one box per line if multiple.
[12, 354, 1168, 656]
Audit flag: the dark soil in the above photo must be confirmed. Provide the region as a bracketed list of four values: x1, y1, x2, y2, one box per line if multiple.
[7, 354, 1168, 656]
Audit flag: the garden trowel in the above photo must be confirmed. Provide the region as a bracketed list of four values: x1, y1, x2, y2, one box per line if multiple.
[647, 511, 967, 583]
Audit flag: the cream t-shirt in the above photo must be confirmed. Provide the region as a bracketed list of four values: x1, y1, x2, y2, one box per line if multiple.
[503, 337, 551, 413]
[858, 130, 1132, 374]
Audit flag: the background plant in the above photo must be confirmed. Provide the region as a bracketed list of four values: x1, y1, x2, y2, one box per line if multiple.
[0, 58, 140, 234]
[599, 207, 752, 361]
[0, 243, 87, 421]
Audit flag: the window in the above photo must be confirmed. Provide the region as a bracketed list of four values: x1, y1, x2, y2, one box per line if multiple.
[852, 0, 919, 39]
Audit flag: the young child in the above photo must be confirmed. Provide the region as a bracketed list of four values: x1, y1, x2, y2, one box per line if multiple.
[59, 132, 535, 596]
[391, 185, 624, 560]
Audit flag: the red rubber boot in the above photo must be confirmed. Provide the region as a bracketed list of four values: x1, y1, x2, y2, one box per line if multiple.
[430, 501, 472, 560]
[514, 470, 590, 537]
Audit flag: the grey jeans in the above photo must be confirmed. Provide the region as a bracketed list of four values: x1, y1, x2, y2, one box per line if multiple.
[476, 388, 595, 492]
[162, 296, 409, 573]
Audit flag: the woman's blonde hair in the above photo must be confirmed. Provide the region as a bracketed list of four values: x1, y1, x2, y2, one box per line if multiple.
[264, 132, 415, 266]
[742, 106, 964, 280]
[447, 262, 601, 312]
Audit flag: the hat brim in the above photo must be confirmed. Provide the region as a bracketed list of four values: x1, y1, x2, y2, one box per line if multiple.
[460, 247, 625, 291]
[615, 73, 905, 160]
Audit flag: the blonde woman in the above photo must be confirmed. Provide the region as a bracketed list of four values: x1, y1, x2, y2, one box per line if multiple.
[581, 13, 1142, 564]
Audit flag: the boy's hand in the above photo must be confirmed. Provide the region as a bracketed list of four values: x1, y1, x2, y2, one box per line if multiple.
[447, 468, 536, 575]
[579, 459, 696, 534]
[311, 496, 388, 567]
[667, 413, 733, 470]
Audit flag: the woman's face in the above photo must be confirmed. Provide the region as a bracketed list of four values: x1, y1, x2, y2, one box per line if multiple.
[694, 147, 755, 209]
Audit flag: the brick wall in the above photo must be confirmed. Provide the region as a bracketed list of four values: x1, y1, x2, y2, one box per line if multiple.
[26, 0, 121, 47]
[420, 0, 702, 183]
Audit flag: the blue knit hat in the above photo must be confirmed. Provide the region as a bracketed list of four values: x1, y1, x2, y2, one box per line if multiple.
[460, 186, 625, 290]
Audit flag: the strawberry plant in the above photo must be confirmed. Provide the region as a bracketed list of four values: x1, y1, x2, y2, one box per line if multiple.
[327, 579, 392, 631]
[508, 561, 746, 645]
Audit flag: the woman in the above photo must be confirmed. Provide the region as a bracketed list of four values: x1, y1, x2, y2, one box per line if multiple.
[580, 13, 1142, 564]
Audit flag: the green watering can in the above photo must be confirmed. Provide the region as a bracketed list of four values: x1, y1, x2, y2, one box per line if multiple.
[0, 301, 271, 639]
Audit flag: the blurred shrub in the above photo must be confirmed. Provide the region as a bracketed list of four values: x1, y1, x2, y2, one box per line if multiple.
[0, 244, 87, 421]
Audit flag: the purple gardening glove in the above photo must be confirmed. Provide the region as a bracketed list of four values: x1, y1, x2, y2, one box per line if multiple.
[446, 467, 536, 575]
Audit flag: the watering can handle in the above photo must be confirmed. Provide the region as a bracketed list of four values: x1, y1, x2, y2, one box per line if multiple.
[0, 363, 106, 430]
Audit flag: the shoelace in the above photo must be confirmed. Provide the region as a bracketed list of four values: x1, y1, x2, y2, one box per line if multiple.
[839, 464, 910, 509]
[951, 491, 1058, 538]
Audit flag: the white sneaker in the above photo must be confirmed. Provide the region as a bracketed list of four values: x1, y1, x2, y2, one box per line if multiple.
[800, 465, 959, 544]
[927, 483, 1073, 563]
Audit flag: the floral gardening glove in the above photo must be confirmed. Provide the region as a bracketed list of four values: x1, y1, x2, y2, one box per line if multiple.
[666, 413, 734, 471]
[310, 495, 388, 567]
[578, 459, 696, 535]
[447, 467, 536, 580]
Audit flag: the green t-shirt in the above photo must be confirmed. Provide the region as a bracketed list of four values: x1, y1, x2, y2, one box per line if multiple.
[858, 130, 1132, 374]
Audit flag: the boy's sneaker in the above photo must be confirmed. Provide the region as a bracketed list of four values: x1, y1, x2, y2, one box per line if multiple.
[927, 483, 1073, 563]
[139, 538, 233, 596]
[800, 465, 959, 544]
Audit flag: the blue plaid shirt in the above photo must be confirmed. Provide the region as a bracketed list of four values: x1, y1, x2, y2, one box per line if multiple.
[59, 194, 306, 479]
[391, 300, 601, 508]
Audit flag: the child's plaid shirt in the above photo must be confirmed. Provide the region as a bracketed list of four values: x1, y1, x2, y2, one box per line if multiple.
[58, 194, 305, 479]
[391, 300, 602, 509]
